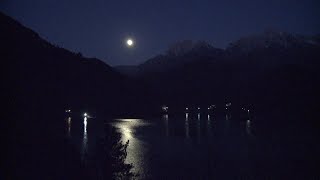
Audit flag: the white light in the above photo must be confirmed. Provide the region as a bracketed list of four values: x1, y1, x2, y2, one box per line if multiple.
[186, 108, 188, 110]
[127, 39, 134, 46]
[84, 113, 87, 117]
[162, 106, 168, 112]
[84, 117, 87, 125]
[198, 107, 200, 110]
[84, 117, 87, 133]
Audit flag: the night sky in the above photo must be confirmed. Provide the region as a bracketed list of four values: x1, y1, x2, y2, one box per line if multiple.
[1, 0, 319, 65]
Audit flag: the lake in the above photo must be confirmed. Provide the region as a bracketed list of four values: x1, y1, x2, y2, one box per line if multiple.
[66, 112, 319, 179]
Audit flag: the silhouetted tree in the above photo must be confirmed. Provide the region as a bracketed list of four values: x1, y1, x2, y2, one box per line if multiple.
[97, 124, 137, 180]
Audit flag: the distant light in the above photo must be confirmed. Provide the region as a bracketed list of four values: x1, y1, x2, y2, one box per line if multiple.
[65, 109, 71, 113]
[208, 107, 210, 110]
[84, 113, 88, 117]
[186, 108, 188, 110]
[162, 106, 168, 112]
[127, 39, 134, 46]
[198, 107, 200, 110]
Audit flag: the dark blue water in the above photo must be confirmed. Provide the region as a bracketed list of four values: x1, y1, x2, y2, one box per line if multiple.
[65, 113, 319, 179]
[110, 114, 255, 179]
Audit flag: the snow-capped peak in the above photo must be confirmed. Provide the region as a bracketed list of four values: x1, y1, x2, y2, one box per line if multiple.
[227, 30, 318, 53]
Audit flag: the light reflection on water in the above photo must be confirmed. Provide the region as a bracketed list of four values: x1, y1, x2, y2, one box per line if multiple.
[64, 115, 103, 166]
[82, 117, 88, 162]
[163, 114, 169, 136]
[185, 113, 189, 138]
[197, 114, 201, 140]
[111, 119, 151, 177]
[66, 117, 71, 138]
[59, 110, 319, 179]
[64, 112, 255, 179]
[110, 114, 255, 179]
[207, 114, 212, 137]
[246, 119, 251, 135]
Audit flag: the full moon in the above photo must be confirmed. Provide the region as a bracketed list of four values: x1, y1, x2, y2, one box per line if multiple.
[126, 39, 134, 46]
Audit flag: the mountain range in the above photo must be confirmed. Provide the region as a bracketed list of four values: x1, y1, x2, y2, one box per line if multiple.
[2, 11, 320, 123]
[116, 33, 320, 120]
[117, 31, 320, 74]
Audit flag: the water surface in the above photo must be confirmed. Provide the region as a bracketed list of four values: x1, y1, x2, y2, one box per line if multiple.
[66, 113, 319, 179]
[110, 113, 256, 179]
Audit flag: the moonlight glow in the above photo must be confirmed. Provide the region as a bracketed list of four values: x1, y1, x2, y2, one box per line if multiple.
[126, 39, 134, 46]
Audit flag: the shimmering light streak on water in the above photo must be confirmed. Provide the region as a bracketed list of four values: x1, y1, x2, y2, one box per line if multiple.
[66, 116, 71, 138]
[111, 119, 151, 177]
[246, 119, 251, 135]
[82, 117, 88, 162]
[207, 114, 212, 137]
[163, 114, 169, 136]
[185, 113, 189, 138]
[197, 114, 201, 140]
